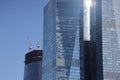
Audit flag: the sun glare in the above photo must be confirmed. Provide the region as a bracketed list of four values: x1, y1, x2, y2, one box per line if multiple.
[85, 0, 92, 7]
[83, 0, 92, 41]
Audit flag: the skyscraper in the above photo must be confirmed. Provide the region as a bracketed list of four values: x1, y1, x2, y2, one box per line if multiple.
[24, 50, 42, 80]
[42, 0, 82, 80]
[42, 0, 120, 80]
[81, 0, 120, 80]
[90, 0, 120, 80]
[100, 0, 120, 80]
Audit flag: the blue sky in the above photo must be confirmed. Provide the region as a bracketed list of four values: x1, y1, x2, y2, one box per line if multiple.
[0, 0, 49, 80]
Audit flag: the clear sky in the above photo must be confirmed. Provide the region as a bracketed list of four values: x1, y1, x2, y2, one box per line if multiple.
[0, 0, 49, 80]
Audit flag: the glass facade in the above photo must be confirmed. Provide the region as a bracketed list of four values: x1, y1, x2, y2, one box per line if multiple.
[42, 0, 82, 80]
[24, 62, 42, 80]
[42, 0, 120, 80]
[101, 0, 120, 80]
[91, 0, 120, 80]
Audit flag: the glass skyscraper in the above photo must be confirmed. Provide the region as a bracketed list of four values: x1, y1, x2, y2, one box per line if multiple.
[42, 0, 120, 80]
[91, 0, 120, 80]
[24, 50, 42, 80]
[101, 0, 120, 80]
[42, 0, 82, 80]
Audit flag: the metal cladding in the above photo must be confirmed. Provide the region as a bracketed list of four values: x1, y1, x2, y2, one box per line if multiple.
[25, 50, 42, 64]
